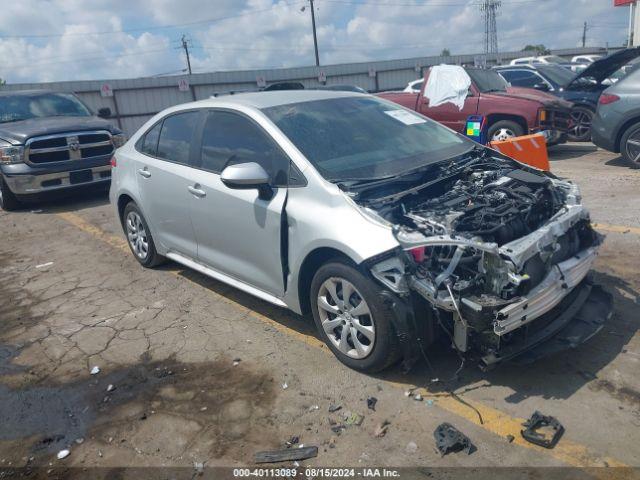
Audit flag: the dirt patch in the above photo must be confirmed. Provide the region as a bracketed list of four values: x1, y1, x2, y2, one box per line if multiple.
[590, 379, 640, 409]
[0, 356, 278, 465]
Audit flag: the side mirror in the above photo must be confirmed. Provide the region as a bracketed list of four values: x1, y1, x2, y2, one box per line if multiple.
[533, 83, 550, 92]
[220, 162, 273, 199]
[98, 107, 112, 118]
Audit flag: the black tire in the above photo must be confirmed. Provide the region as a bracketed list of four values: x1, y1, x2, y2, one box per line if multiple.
[0, 176, 21, 211]
[568, 106, 594, 142]
[487, 120, 524, 143]
[310, 261, 400, 372]
[122, 202, 165, 267]
[620, 121, 640, 169]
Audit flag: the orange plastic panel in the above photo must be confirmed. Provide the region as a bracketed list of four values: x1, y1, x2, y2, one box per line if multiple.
[489, 133, 550, 171]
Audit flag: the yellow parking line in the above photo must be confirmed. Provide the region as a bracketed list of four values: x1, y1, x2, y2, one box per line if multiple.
[56, 211, 630, 472]
[594, 222, 640, 236]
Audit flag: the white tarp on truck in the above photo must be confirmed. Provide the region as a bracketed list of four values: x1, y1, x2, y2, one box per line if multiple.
[424, 65, 472, 110]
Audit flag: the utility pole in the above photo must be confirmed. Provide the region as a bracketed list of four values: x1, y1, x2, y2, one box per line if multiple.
[181, 34, 192, 75]
[309, 0, 320, 66]
[582, 21, 588, 48]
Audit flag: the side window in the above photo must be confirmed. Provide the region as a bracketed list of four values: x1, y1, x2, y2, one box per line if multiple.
[138, 122, 161, 156]
[199, 111, 289, 186]
[156, 111, 199, 164]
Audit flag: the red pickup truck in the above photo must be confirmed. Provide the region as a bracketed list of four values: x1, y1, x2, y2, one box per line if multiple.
[379, 67, 572, 144]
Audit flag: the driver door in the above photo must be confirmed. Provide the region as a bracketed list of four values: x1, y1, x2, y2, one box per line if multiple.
[188, 110, 289, 297]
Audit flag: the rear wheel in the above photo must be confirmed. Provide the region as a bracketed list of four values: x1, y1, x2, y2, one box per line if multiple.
[568, 106, 594, 142]
[310, 261, 400, 372]
[488, 120, 524, 142]
[0, 176, 21, 211]
[122, 202, 165, 267]
[620, 122, 640, 169]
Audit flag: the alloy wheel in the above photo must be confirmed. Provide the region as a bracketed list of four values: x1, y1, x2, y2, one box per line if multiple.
[625, 129, 640, 165]
[569, 109, 593, 141]
[491, 128, 517, 142]
[126, 211, 149, 260]
[317, 277, 375, 359]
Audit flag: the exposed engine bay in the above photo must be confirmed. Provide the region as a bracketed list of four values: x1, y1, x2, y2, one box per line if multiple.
[347, 151, 607, 367]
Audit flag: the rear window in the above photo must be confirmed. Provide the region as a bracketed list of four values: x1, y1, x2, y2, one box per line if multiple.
[138, 122, 161, 156]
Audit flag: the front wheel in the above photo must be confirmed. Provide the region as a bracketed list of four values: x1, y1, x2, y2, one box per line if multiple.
[568, 106, 594, 142]
[122, 202, 165, 267]
[488, 120, 524, 143]
[0, 176, 21, 211]
[620, 121, 640, 169]
[310, 261, 400, 372]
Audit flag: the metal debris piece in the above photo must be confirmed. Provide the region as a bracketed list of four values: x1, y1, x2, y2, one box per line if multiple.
[433, 423, 474, 456]
[233, 359, 241, 366]
[285, 436, 300, 448]
[520, 411, 564, 449]
[331, 424, 346, 434]
[56, 450, 70, 460]
[282, 382, 288, 390]
[328, 404, 342, 413]
[36, 262, 54, 269]
[106, 384, 115, 392]
[374, 420, 390, 438]
[414, 394, 423, 401]
[90, 366, 100, 375]
[254, 446, 318, 464]
[367, 397, 377, 411]
[506, 434, 515, 443]
[308, 405, 319, 412]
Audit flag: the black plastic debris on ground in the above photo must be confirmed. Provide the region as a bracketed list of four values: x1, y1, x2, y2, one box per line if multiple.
[433, 423, 475, 456]
[520, 411, 564, 449]
[254, 446, 318, 464]
[367, 397, 377, 411]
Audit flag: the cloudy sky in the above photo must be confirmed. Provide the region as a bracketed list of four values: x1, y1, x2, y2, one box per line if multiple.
[0, 0, 630, 83]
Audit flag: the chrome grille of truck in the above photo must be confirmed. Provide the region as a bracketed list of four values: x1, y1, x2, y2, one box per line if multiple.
[25, 130, 114, 164]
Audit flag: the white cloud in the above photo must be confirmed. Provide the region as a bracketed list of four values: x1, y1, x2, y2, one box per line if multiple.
[0, 0, 629, 83]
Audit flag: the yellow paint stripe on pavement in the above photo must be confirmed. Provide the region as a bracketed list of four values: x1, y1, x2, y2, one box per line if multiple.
[594, 222, 640, 236]
[56, 211, 630, 472]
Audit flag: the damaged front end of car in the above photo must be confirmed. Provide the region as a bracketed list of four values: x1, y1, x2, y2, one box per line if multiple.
[356, 153, 613, 370]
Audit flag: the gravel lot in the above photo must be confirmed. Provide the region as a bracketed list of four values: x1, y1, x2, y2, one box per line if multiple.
[0, 144, 639, 476]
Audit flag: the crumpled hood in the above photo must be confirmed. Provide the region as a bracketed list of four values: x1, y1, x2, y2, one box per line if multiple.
[490, 88, 572, 109]
[0, 116, 120, 145]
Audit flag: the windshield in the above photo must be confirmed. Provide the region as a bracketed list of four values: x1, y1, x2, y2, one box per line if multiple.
[0, 93, 92, 123]
[536, 65, 576, 86]
[262, 96, 472, 182]
[466, 68, 508, 92]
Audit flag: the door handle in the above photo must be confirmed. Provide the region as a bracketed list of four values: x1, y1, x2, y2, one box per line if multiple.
[137, 168, 151, 178]
[188, 184, 206, 198]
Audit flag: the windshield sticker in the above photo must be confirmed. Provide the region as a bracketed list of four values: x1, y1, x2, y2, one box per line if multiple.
[384, 109, 427, 125]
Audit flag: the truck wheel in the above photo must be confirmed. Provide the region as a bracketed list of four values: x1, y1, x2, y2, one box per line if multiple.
[310, 260, 400, 373]
[0, 176, 21, 211]
[122, 202, 165, 267]
[568, 106, 594, 142]
[620, 121, 640, 169]
[488, 120, 524, 142]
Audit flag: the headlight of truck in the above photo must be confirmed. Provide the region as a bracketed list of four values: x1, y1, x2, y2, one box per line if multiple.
[111, 133, 127, 148]
[0, 141, 25, 164]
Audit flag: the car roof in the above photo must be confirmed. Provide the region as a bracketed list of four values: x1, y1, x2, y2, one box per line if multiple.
[195, 89, 364, 110]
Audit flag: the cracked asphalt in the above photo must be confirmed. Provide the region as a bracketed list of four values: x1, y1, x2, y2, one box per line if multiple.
[0, 144, 639, 476]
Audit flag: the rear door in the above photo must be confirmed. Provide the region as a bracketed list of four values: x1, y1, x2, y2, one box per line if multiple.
[188, 109, 289, 297]
[134, 111, 201, 257]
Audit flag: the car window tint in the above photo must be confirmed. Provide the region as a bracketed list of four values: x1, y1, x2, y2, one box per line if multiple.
[500, 70, 540, 87]
[156, 111, 198, 164]
[140, 122, 161, 156]
[200, 111, 289, 185]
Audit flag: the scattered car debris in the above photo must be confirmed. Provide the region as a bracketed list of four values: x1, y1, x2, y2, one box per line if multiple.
[282, 382, 288, 390]
[434, 423, 474, 456]
[414, 393, 423, 402]
[74, 438, 84, 445]
[521, 411, 564, 449]
[367, 397, 377, 411]
[405, 441, 418, 454]
[90, 366, 100, 375]
[254, 446, 318, 464]
[506, 434, 515, 443]
[344, 412, 364, 426]
[285, 436, 300, 448]
[328, 404, 342, 413]
[56, 449, 70, 460]
[106, 384, 115, 392]
[426, 399, 434, 407]
[35, 262, 54, 269]
[233, 358, 241, 366]
[308, 405, 320, 412]
[331, 424, 346, 434]
[374, 420, 390, 438]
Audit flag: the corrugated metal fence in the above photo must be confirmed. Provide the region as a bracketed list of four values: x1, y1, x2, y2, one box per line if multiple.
[0, 46, 612, 136]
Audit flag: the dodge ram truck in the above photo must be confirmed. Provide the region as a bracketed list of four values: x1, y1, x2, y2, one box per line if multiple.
[379, 67, 572, 144]
[0, 89, 126, 210]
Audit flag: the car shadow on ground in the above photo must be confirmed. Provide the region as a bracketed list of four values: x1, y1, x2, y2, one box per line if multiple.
[605, 155, 638, 170]
[548, 143, 597, 161]
[14, 186, 110, 214]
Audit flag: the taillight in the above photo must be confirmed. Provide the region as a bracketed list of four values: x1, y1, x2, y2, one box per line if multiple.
[110, 156, 117, 167]
[599, 94, 620, 105]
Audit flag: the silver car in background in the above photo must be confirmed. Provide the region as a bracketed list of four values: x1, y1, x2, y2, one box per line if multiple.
[110, 90, 612, 372]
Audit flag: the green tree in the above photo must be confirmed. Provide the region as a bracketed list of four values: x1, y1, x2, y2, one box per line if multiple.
[522, 44, 550, 55]
[441, 48, 451, 56]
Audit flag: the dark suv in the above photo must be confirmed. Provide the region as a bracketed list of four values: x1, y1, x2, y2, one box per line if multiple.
[495, 47, 640, 141]
[0, 90, 125, 210]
